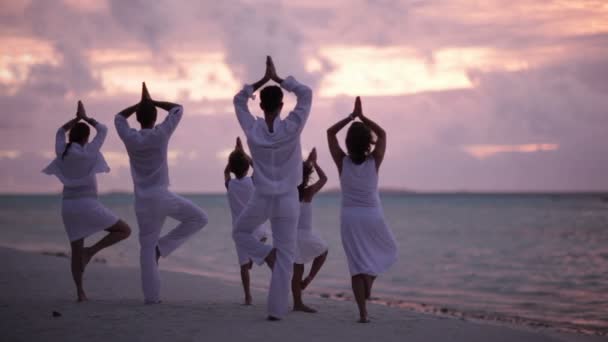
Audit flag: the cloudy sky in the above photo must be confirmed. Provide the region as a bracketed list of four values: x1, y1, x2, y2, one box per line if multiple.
[1, 0, 607, 193]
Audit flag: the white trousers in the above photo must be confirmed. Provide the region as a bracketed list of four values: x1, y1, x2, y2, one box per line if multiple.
[233, 190, 299, 319]
[135, 189, 208, 303]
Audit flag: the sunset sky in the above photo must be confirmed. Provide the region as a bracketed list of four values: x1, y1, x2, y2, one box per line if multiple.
[1, 0, 607, 193]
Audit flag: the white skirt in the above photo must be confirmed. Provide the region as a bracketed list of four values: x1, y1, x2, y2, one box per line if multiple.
[340, 206, 398, 276]
[61, 197, 119, 242]
[295, 228, 328, 264]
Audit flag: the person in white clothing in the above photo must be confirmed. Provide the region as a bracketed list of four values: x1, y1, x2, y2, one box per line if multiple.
[232, 56, 313, 320]
[115, 83, 208, 304]
[224, 136, 270, 305]
[292, 147, 328, 313]
[43, 101, 131, 302]
[327, 97, 398, 323]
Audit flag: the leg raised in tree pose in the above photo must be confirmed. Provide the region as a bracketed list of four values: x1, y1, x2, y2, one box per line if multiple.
[326, 97, 398, 323]
[115, 83, 208, 304]
[292, 148, 329, 313]
[225, 137, 271, 305]
[43, 101, 131, 302]
[232, 56, 313, 320]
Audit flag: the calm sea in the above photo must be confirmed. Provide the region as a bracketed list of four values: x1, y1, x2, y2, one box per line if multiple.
[0, 193, 606, 334]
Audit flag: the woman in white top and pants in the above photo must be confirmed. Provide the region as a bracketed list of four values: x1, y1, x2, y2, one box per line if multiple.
[43, 101, 131, 302]
[327, 97, 398, 323]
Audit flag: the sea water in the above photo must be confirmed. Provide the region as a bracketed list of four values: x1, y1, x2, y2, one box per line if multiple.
[0, 193, 606, 334]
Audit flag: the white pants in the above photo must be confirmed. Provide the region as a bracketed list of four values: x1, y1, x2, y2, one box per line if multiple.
[233, 190, 299, 319]
[135, 189, 208, 303]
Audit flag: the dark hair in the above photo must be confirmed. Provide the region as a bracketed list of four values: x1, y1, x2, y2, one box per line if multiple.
[260, 85, 283, 113]
[297, 161, 314, 202]
[62, 122, 90, 159]
[228, 151, 250, 179]
[136, 101, 158, 127]
[345, 122, 375, 164]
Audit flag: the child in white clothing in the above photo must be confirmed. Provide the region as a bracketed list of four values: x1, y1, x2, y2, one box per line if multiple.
[225, 137, 270, 305]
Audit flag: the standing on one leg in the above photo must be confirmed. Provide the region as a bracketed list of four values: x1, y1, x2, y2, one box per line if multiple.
[292, 147, 329, 313]
[224, 136, 271, 305]
[43, 101, 131, 302]
[115, 83, 208, 304]
[232, 56, 313, 320]
[326, 97, 398, 323]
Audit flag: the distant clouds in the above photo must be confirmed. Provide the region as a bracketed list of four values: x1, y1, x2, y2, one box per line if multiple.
[0, 0, 607, 192]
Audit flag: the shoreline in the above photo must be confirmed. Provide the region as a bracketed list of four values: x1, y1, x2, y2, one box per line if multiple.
[1, 245, 605, 341]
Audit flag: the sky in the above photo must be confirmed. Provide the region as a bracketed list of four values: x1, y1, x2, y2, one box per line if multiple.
[1, 0, 607, 193]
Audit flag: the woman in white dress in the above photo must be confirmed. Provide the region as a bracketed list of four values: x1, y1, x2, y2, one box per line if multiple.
[292, 147, 329, 313]
[326, 97, 397, 323]
[224, 137, 270, 305]
[43, 101, 131, 302]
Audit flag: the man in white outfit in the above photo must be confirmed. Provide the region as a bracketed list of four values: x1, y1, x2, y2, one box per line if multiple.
[233, 56, 313, 320]
[115, 83, 208, 304]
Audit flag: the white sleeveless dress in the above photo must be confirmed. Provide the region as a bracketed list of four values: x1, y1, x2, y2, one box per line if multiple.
[340, 156, 397, 276]
[227, 176, 271, 266]
[294, 202, 328, 264]
[42, 124, 119, 242]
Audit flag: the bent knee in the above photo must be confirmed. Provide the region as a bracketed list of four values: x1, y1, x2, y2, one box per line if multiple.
[192, 209, 208, 229]
[112, 220, 132, 239]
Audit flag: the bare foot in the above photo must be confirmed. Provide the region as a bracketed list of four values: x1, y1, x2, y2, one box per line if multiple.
[267, 315, 281, 321]
[77, 291, 88, 302]
[294, 304, 317, 313]
[358, 317, 370, 323]
[244, 296, 252, 306]
[264, 248, 277, 270]
[155, 246, 161, 264]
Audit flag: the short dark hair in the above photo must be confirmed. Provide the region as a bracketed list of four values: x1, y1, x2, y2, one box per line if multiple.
[136, 101, 158, 127]
[229, 151, 250, 178]
[260, 85, 283, 113]
[345, 122, 375, 164]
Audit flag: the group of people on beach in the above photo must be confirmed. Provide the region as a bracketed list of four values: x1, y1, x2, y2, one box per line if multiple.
[43, 56, 398, 323]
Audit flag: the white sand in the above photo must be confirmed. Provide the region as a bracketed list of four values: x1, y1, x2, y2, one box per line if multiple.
[0, 247, 603, 342]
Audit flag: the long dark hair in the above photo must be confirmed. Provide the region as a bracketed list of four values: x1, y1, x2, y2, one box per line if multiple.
[297, 161, 314, 202]
[62, 122, 90, 159]
[345, 121, 375, 164]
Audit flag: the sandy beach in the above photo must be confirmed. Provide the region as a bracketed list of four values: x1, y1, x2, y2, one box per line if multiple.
[0, 247, 603, 342]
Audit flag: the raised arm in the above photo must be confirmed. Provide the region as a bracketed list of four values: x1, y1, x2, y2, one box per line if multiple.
[224, 161, 232, 190]
[56, 117, 78, 157]
[355, 97, 386, 170]
[326, 113, 354, 174]
[233, 57, 274, 133]
[117, 103, 138, 118]
[156, 102, 183, 136]
[55, 102, 83, 156]
[267, 56, 312, 134]
[304, 148, 327, 197]
[115, 103, 138, 142]
[73, 100, 105, 152]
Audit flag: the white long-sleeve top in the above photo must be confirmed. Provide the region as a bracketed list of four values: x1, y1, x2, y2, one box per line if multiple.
[42, 123, 110, 199]
[227, 176, 270, 238]
[234, 76, 312, 195]
[114, 105, 183, 197]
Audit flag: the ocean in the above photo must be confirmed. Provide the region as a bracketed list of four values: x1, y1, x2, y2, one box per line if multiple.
[0, 193, 606, 335]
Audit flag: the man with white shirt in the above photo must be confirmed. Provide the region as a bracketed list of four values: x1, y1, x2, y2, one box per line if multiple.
[115, 83, 208, 304]
[233, 56, 313, 320]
